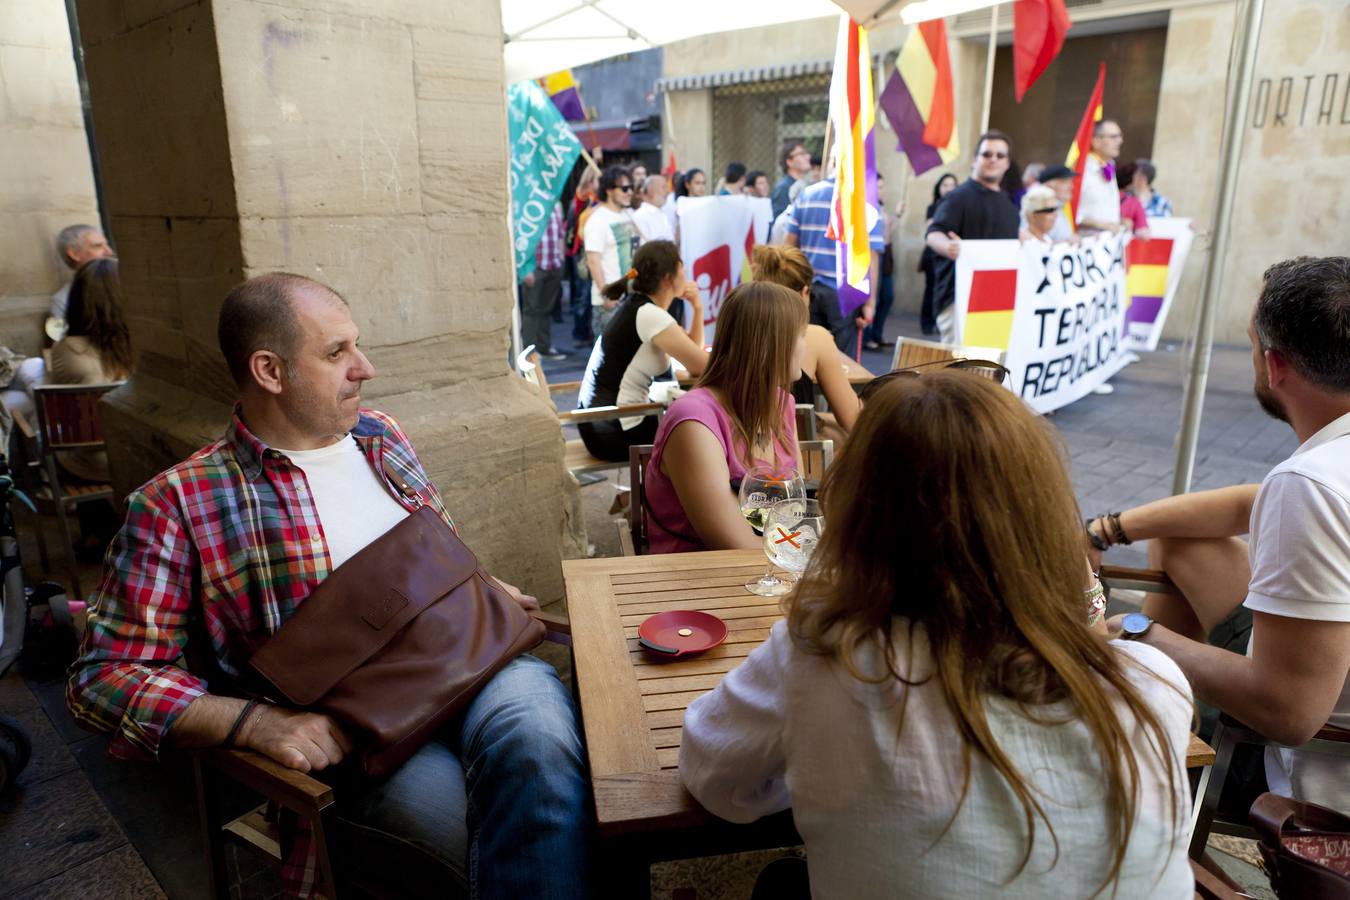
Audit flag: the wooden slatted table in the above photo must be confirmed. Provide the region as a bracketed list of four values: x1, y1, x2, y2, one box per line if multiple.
[565, 548, 1215, 893]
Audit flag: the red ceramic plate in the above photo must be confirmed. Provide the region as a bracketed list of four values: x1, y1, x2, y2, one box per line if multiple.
[637, 610, 728, 657]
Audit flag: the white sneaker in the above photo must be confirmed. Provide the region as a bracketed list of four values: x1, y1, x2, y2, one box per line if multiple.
[1093, 383, 1115, 395]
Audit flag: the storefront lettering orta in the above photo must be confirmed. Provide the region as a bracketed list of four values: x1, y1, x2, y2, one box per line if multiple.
[1250, 71, 1350, 129]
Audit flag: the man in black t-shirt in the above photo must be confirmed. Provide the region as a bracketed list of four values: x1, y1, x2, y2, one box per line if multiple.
[925, 130, 1021, 343]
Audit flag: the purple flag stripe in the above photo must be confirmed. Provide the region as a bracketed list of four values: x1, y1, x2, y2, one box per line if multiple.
[838, 279, 870, 318]
[879, 70, 942, 176]
[1125, 295, 1164, 327]
[551, 87, 586, 122]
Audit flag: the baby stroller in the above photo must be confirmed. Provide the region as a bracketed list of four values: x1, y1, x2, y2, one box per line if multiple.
[0, 448, 76, 794]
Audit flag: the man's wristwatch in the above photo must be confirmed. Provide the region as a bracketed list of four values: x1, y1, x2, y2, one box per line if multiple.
[1119, 612, 1154, 641]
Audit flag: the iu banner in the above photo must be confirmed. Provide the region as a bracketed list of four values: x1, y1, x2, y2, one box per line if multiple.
[506, 80, 583, 280]
[953, 231, 1133, 414]
[676, 195, 773, 341]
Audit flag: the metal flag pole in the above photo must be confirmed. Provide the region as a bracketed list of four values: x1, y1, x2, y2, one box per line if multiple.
[979, 5, 997, 133]
[1171, 0, 1266, 495]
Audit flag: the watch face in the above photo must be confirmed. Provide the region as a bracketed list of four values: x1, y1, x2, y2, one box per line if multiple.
[1122, 612, 1152, 637]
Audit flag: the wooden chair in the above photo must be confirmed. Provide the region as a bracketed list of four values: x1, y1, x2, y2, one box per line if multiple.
[515, 346, 664, 479]
[1188, 713, 1350, 860]
[794, 403, 818, 441]
[890, 336, 1006, 374]
[22, 383, 123, 598]
[193, 609, 573, 899]
[624, 440, 834, 556]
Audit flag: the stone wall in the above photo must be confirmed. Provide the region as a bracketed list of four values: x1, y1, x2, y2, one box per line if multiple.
[1156, 0, 1350, 343]
[0, 1, 100, 355]
[75, 0, 583, 603]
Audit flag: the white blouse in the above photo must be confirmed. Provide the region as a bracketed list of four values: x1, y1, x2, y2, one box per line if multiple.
[680, 619, 1195, 900]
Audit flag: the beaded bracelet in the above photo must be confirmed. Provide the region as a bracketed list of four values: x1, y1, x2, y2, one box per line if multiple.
[1084, 580, 1107, 627]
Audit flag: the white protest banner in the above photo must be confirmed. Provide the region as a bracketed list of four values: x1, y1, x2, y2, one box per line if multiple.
[954, 231, 1131, 414]
[1123, 217, 1193, 351]
[677, 195, 772, 341]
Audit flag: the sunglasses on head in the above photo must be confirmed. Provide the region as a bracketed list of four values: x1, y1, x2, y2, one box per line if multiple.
[861, 357, 1010, 402]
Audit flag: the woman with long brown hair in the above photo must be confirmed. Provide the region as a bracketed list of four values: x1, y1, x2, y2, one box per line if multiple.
[54, 257, 133, 385]
[681, 372, 1193, 897]
[751, 244, 861, 431]
[51, 257, 132, 483]
[643, 281, 806, 553]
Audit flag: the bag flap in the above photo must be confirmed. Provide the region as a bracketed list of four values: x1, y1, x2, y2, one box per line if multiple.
[249, 506, 479, 704]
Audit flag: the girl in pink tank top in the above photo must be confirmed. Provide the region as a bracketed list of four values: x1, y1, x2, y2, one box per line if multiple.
[644, 282, 808, 553]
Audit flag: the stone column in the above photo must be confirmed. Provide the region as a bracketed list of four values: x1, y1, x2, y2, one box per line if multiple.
[0, 1, 101, 355]
[75, 0, 584, 601]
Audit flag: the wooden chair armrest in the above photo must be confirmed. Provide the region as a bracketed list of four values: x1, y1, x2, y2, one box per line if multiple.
[1099, 564, 1181, 596]
[532, 609, 572, 647]
[556, 403, 663, 425]
[1313, 724, 1350, 744]
[196, 746, 333, 813]
[548, 380, 583, 394]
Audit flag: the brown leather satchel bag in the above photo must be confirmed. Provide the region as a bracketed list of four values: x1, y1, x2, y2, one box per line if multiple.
[1251, 792, 1350, 900]
[248, 505, 545, 778]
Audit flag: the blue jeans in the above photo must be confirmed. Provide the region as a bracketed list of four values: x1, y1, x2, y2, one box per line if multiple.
[568, 258, 593, 344]
[863, 270, 895, 344]
[337, 654, 593, 899]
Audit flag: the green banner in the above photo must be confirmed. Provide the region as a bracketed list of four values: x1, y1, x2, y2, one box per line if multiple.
[508, 80, 583, 280]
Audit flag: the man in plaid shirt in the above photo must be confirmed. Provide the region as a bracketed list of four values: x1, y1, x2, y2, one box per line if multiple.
[67, 273, 593, 898]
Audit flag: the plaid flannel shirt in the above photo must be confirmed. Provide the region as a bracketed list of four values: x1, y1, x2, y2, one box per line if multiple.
[535, 202, 564, 271]
[66, 407, 452, 897]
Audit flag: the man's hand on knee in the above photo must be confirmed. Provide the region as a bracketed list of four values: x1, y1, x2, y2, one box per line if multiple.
[241, 705, 354, 773]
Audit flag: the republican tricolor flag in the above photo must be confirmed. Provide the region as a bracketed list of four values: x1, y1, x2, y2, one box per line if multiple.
[825, 15, 878, 318]
[538, 69, 586, 122]
[1064, 62, 1106, 231]
[1124, 237, 1173, 334]
[879, 20, 959, 176]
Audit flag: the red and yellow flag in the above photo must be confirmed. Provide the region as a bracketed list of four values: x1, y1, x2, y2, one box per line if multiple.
[1064, 62, 1106, 231]
[826, 15, 877, 314]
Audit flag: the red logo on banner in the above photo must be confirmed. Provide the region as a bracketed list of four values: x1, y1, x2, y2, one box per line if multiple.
[694, 244, 731, 325]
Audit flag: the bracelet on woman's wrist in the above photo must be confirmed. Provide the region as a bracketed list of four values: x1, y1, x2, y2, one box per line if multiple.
[1085, 517, 1110, 552]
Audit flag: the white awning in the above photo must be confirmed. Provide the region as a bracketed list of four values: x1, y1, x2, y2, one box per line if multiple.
[501, 0, 905, 83]
[655, 59, 836, 93]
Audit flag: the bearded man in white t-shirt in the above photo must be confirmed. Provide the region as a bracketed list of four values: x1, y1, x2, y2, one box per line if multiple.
[1096, 256, 1350, 814]
[583, 165, 639, 339]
